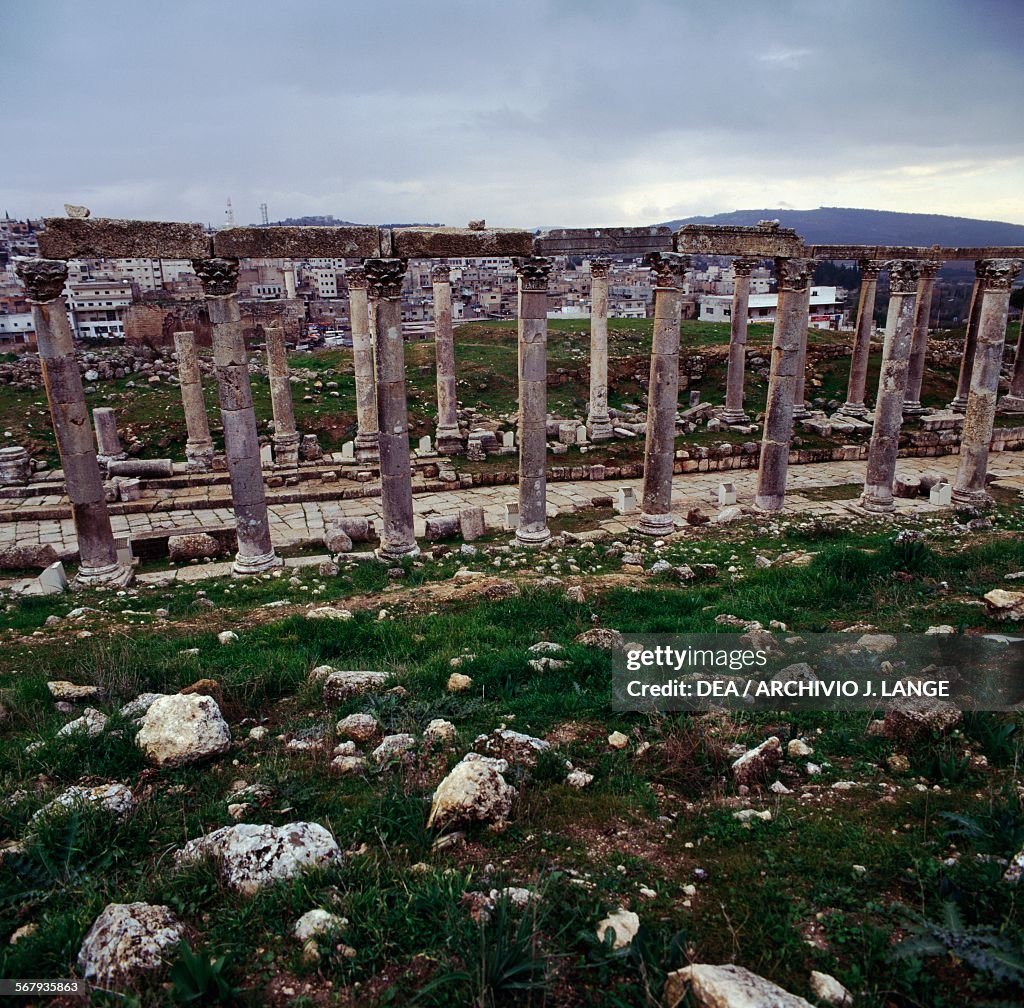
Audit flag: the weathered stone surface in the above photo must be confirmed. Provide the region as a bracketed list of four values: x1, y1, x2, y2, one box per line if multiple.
[167, 533, 221, 562]
[0, 543, 58, 569]
[119, 693, 167, 722]
[293, 909, 347, 942]
[371, 733, 416, 763]
[320, 669, 390, 702]
[809, 970, 854, 1007]
[595, 908, 640, 949]
[40, 217, 210, 259]
[136, 693, 230, 768]
[336, 713, 379, 743]
[391, 227, 533, 257]
[173, 822, 341, 895]
[984, 588, 1024, 619]
[574, 627, 625, 650]
[77, 902, 185, 988]
[427, 753, 516, 830]
[32, 783, 135, 824]
[56, 707, 107, 737]
[883, 695, 962, 741]
[664, 963, 813, 1008]
[534, 226, 674, 256]
[47, 680, 104, 702]
[213, 225, 381, 259]
[731, 736, 782, 786]
[447, 672, 473, 692]
[424, 718, 457, 744]
[474, 729, 551, 768]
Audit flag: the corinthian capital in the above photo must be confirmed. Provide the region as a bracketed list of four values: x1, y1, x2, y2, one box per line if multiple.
[644, 251, 689, 288]
[15, 258, 69, 302]
[731, 257, 759, 277]
[977, 258, 1023, 291]
[345, 267, 368, 291]
[431, 262, 451, 283]
[514, 256, 553, 290]
[589, 258, 610, 279]
[775, 257, 813, 292]
[192, 257, 240, 297]
[886, 260, 922, 295]
[918, 259, 944, 280]
[363, 257, 409, 299]
[858, 259, 886, 281]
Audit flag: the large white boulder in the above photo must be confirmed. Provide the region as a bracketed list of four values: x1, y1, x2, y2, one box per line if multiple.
[173, 822, 341, 896]
[664, 963, 814, 1008]
[136, 693, 230, 768]
[76, 902, 185, 988]
[427, 754, 516, 830]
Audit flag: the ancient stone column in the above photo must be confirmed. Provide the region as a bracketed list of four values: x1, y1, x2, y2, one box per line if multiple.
[365, 257, 419, 559]
[346, 268, 379, 462]
[92, 407, 126, 464]
[860, 261, 922, 513]
[173, 330, 215, 471]
[431, 262, 464, 454]
[903, 260, 943, 415]
[264, 323, 299, 467]
[949, 263, 985, 412]
[998, 312, 1024, 413]
[722, 257, 758, 423]
[839, 259, 884, 417]
[953, 259, 1023, 507]
[791, 260, 816, 420]
[754, 257, 813, 512]
[193, 257, 280, 576]
[15, 258, 132, 588]
[514, 256, 553, 547]
[637, 252, 688, 535]
[587, 258, 614, 440]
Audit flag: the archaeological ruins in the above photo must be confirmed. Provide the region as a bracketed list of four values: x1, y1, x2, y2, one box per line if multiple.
[6, 217, 1024, 588]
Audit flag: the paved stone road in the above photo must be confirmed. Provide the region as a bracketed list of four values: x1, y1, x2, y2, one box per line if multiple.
[2, 452, 1023, 556]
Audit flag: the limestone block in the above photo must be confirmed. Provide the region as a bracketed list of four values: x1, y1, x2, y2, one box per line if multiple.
[136, 693, 230, 768]
[77, 903, 185, 988]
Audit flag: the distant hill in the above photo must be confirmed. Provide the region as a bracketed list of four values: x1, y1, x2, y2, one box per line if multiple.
[661, 207, 1024, 250]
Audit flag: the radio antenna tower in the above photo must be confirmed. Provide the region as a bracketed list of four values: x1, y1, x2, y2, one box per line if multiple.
[259, 202, 269, 226]
[225, 197, 235, 227]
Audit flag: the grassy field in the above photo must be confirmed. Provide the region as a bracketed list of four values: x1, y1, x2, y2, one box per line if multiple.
[1, 495, 1023, 1005]
[0, 320, 975, 469]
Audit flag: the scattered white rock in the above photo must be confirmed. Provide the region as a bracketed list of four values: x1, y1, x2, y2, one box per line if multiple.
[217, 631, 238, 645]
[787, 738, 814, 758]
[174, 822, 341, 896]
[293, 909, 347, 942]
[427, 753, 517, 830]
[47, 681, 103, 702]
[574, 627, 624, 650]
[305, 606, 353, 621]
[608, 730, 629, 749]
[566, 769, 594, 789]
[527, 641, 563, 654]
[118, 693, 167, 722]
[734, 808, 772, 823]
[319, 669, 390, 701]
[423, 719, 457, 744]
[372, 733, 416, 763]
[56, 707, 108, 738]
[32, 783, 135, 825]
[474, 728, 550, 767]
[447, 672, 473, 692]
[810, 970, 854, 1007]
[770, 781, 792, 794]
[77, 903, 185, 988]
[595, 908, 640, 949]
[136, 693, 230, 768]
[732, 737, 782, 786]
[664, 963, 813, 1008]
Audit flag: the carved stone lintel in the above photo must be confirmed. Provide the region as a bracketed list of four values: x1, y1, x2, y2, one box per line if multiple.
[978, 258, 1024, 291]
[363, 257, 408, 299]
[775, 257, 813, 292]
[858, 259, 886, 281]
[514, 256, 553, 290]
[431, 262, 451, 283]
[15, 258, 68, 302]
[731, 256, 759, 277]
[644, 251, 690, 288]
[886, 260, 923, 295]
[192, 257, 240, 297]
[589, 257, 610, 279]
[345, 267, 368, 290]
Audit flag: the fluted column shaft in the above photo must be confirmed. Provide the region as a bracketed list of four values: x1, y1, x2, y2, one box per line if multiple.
[754, 258, 813, 512]
[637, 253, 688, 535]
[514, 257, 553, 546]
[173, 330, 214, 471]
[722, 257, 757, 423]
[950, 264, 985, 412]
[366, 258, 419, 559]
[16, 258, 132, 588]
[904, 261, 942, 414]
[860, 261, 921, 512]
[346, 269, 379, 462]
[953, 259, 1023, 506]
[587, 258, 614, 440]
[792, 263, 814, 420]
[193, 257, 279, 576]
[265, 323, 299, 467]
[840, 260, 884, 417]
[431, 263, 463, 453]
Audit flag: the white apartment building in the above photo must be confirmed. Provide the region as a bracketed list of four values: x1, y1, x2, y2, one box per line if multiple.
[0, 313, 34, 344]
[699, 286, 845, 326]
[66, 279, 133, 339]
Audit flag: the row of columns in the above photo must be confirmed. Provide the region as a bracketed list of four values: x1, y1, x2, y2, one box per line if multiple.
[13, 247, 1023, 588]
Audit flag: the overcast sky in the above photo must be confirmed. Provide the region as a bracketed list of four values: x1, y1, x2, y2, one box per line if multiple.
[3, 0, 1022, 228]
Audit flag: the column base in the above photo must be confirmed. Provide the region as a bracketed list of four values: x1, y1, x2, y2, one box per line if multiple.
[273, 434, 300, 468]
[375, 541, 421, 561]
[185, 442, 215, 472]
[901, 401, 927, 417]
[435, 427, 465, 455]
[858, 492, 895, 514]
[951, 487, 992, 510]
[753, 494, 784, 513]
[634, 511, 674, 537]
[948, 396, 969, 414]
[837, 402, 867, 418]
[792, 404, 810, 421]
[72, 560, 134, 591]
[355, 433, 380, 463]
[998, 395, 1024, 414]
[587, 415, 615, 441]
[231, 549, 282, 577]
[514, 526, 551, 547]
[719, 409, 750, 425]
